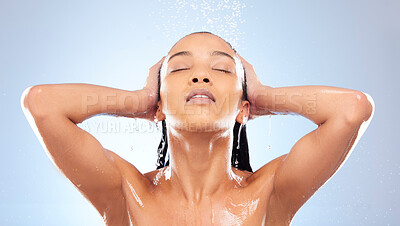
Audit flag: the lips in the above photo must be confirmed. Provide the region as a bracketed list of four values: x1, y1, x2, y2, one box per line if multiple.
[186, 88, 216, 103]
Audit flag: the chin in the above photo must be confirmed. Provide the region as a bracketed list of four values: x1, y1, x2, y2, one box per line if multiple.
[169, 114, 234, 133]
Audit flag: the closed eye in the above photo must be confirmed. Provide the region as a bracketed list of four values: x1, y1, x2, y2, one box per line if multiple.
[171, 68, 189, 73]
[214, 69, 231, 73]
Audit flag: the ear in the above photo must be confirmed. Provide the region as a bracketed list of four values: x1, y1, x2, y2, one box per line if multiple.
[235, 100, 250, 124]
[154, 100, 166, 122]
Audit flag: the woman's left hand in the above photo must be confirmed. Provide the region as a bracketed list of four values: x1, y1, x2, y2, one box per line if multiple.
[237, 54, 272, 119]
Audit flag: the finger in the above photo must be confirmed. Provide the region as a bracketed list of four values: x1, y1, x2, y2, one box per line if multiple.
[237, 54, 251, 68]
[158, 56, 166, 64]
[150, 56, 166, 71]
[237, 53, 247, 64]
[157, 56, 166, 68]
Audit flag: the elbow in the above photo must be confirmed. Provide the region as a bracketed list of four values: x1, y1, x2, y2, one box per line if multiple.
[21, 86, 32, 111]
[343, 91, 375, 125]
[21, 85, 48, 119]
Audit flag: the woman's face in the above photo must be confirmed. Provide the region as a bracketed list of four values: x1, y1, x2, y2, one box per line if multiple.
[157, 33, 248, 132]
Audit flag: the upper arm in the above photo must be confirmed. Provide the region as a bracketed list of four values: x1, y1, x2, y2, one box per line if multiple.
[22, 86, 126, 214]
[269, 92, 374, 216]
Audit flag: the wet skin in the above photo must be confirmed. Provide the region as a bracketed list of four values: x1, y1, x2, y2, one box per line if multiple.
[22, 33, 374, 225]
[101, 33, 289, 225]
[106, 149, 287, 226]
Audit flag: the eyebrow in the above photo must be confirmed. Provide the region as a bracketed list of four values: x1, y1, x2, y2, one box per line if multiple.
[168, 50, 235, 64]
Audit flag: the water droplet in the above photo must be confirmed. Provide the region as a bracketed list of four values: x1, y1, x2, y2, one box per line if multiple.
[268, 115, 272, 136]
[237, 123, 243, 149]
[150, 0, 246, 48]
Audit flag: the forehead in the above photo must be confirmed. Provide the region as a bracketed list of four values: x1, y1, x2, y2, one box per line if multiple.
[168, 34, 235, 56]
[160, 34, 244, 83]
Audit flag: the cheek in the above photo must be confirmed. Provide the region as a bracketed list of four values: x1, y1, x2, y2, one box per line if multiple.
[213, 77, 243, 112]
[215, 76, 242, 97]
[160, 79, 186, 113]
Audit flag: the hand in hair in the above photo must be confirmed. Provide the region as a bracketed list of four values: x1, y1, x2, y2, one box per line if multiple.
[237, 54, 274, 119]
[141, 56, 165, 121]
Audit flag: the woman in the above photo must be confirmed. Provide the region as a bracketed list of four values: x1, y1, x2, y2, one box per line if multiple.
[21, 32, 374, 225]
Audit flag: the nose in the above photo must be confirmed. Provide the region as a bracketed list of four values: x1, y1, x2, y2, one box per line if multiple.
[189, 71, 212, 85]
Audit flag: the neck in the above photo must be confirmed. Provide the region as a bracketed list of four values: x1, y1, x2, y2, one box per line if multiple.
[167, 127, 235, 203]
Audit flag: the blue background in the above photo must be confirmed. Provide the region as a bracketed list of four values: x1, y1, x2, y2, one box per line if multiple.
[1, 0, 398, 225]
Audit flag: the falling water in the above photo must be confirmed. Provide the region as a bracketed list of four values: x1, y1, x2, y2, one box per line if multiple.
[267, 115, 272, 151]
[236, 123, 243, 149]
[150, 0, 247, 48]
[268, 115, 272, 136]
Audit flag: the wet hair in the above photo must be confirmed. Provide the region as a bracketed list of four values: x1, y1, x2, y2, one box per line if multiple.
[155, 31, 253, 172]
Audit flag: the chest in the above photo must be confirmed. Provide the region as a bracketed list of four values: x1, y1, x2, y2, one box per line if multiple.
[125, 189, 269, 226]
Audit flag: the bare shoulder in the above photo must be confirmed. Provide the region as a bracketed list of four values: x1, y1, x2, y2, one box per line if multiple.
[104, 149, 142, 174]
[247, 154, 288, 184]
[104, 149, 152, 188]
[143, 168, 161, 181]
[240, 154, 288, 199]
[244, 154, 290, 224]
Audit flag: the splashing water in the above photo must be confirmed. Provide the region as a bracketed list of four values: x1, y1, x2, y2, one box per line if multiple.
[150, 0, 247, 48]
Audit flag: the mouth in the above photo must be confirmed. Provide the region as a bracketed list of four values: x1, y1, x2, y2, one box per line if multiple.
[186, 88, 216, 104]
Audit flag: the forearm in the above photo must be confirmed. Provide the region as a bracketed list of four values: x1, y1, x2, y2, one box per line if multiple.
[253, 85, 373, 125]
[24, 83, 151, 123]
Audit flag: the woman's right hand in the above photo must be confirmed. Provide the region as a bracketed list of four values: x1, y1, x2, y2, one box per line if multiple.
[141, 56, 166, 121]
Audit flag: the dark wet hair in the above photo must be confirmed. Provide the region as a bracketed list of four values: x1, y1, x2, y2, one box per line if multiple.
[155, 31, 253, 172]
